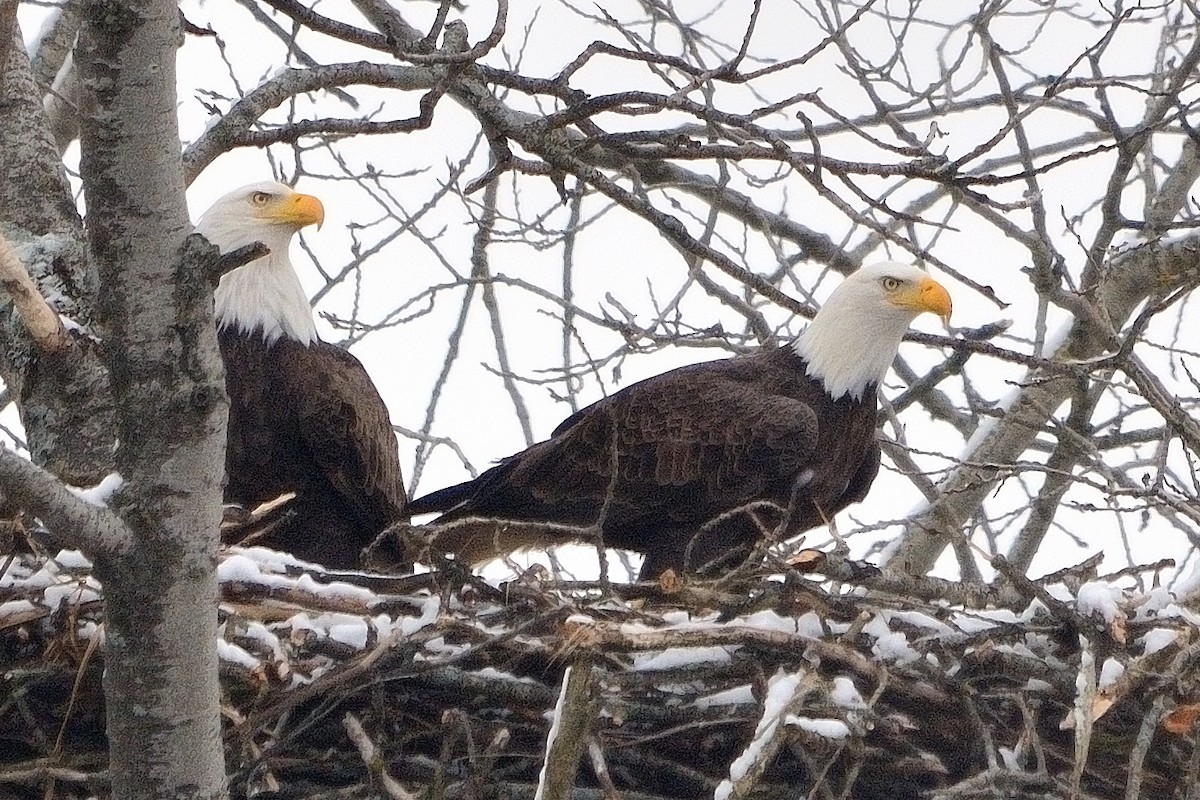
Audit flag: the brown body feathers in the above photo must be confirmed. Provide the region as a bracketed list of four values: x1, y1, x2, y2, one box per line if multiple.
[410, 347, 880, 579]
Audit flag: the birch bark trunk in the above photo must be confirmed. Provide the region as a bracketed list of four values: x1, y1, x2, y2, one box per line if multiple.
[74, 0, 229, 795]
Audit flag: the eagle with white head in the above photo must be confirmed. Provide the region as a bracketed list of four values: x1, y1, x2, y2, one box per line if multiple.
[197, 181, 407, 568]
[409, 261, 952, 579]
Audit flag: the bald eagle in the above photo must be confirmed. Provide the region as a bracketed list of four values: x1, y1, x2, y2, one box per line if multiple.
[409, 262, 952, 579]
[196, 181, 408, 568]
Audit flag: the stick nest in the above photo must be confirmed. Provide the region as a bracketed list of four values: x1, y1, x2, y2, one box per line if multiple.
[1, 545, 1197, 800]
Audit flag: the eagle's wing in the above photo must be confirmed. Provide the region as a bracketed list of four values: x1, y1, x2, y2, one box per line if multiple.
[467, 358, 822, 526]
[279, 340, 408, 528]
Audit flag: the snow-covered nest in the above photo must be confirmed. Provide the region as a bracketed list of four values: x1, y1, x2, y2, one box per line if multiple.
[1, 546, 1197, 799]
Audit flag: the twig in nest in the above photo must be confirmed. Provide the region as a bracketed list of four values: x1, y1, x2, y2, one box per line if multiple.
[343, 712, 415, 800]
[467, 727, 512, 798]
[221, 492, 296, 546]
[587, 737, 620, 800]
[537, 662, 602, 800]
[53, 620, 102, 757]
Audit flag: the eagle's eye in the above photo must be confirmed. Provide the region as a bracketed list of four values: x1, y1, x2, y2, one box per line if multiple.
[250, 191, 272, 206]
[881, 276, 902, 291]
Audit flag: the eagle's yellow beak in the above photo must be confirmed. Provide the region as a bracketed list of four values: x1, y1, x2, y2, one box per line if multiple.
[265, 192, 325, 230]
[897, 275, 952, 327]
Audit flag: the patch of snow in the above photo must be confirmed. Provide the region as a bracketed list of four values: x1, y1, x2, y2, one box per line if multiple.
[14, 560, 76, 590]
[785, 715, 850, 739]
[825, 619, 852, 635]
[950, 611, 1007, 633]
[1024, 679, 1053, 692]
[662, 609, 709, 626]
[883, 609, 956, 636]
[67, 472, 124, 506]
[217, 553, 265, 583]
[0, 561, 35, 587]
[238, 620, 286, 662]
[739, 609, 824, 638]
[475, 666, 539, 684]
[226, 545, 327, 574]
[0, 599, 40, 622]
[289, 612, 378, 649]
[218, 553, 378, 606]
[863, 613, 920, 665]
[830, 676, 866, 710]
[77, 620, 102, 642]
[1099, 658, 1124, 690]
[217, 638, 261, 671]
[618, 609, 718, 636]
[1140, 628, 1178, 656]
[53, 549, 92, 569]
[418, 636, 470, 659]
[1136, 587, 1177, 615]
[329, 619, 371, 649]
[43, 580, 101, 607]
[715, 669, 805, 800]
[1076, 582, 1122, 623]
[694, 684, 755, 709]
[1011, 633, 1069, 672]
[1016, 600, 1048, 623]
[400, 594, 440, 636]
[1159, 603, 1200, 627]
[293, 573, 376, 604]
[993, 642, 1038, 660]
[631, 646, 735, 672]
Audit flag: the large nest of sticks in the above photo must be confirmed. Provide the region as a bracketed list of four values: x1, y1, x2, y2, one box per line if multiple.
[1, 544, 1197, 799]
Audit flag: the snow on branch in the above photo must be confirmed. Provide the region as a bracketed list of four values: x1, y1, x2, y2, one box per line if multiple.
[0, 448, 130, 557]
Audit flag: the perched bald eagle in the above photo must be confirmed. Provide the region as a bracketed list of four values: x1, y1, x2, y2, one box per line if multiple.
[409, 261, 952, 579]
[196, 181, 408, 568]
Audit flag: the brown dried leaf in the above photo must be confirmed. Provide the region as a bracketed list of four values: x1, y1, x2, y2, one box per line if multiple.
[787, 549, 826, 569]
[657, 568, 682, 594]
[1163, 702, 1200, 735]
[1109, 614, 1128, 645]
[1092, 694, 1116, 722]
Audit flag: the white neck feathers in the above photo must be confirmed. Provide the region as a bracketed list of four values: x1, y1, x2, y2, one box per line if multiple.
[196, 182, 319, 346]
[792, 316, 907, 402]
[214, 251, 317, 346]
[792, 272, 925, 402]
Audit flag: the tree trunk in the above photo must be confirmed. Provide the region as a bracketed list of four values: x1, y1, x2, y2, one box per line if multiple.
[0, 13, 113, 484]
[75, 0, 228, 796]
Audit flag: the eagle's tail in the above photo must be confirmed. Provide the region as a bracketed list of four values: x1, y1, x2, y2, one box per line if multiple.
[407, 479, 479, 516]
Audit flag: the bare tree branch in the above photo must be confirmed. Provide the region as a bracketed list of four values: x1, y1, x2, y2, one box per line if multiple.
[0, 445, 129, 555]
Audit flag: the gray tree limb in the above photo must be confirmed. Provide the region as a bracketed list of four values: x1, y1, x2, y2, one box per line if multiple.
[0, 13, 112, 484]
[0, 444, 129, 554]
[888, 235, 1200, 575]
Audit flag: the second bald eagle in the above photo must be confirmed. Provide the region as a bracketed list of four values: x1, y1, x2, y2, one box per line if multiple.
[410, 262, 951, 579]
[197, 182, 407, 568]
